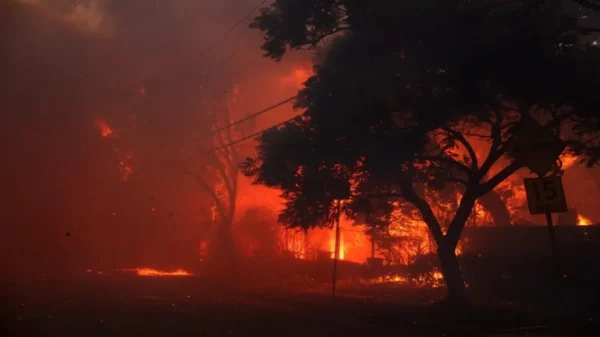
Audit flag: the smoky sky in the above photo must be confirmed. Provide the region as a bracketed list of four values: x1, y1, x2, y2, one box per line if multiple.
[3, 0, 600, 280]
[1, 0, 310, 279]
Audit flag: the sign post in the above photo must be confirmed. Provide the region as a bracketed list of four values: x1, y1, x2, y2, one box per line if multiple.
[524, 175, 568, 272]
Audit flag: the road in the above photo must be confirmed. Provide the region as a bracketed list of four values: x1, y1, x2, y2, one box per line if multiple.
[1, 276, 597, 337]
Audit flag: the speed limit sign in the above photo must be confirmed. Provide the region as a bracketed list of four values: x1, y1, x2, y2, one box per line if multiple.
[524, 176, 568, 215]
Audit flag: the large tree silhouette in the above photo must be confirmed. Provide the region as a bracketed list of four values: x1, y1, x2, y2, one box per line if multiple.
[244, 0, 600, 304]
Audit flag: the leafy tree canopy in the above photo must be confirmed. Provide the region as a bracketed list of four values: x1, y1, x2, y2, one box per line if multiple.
[244, 0, 600, 302]
[246, 0, 600, 227]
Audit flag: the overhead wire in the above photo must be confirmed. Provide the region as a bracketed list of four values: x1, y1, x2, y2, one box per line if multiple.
[197, 0, 269, 57]
[147, 1, 305, 162]
[188, 95, 297, 143]
[154, 0, 268, 89]
[199, 112, 304, 156]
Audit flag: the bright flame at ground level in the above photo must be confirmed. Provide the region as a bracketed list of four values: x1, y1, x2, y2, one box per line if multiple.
[577, 214, 593, 226]
[366, 270, 445, 288]
[121, 268, 193, 277]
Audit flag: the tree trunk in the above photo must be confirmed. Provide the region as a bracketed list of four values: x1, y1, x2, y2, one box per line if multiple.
[479, 190, 512, 227]
[211, 214, 238, 273]
[437, 243, 468, 306]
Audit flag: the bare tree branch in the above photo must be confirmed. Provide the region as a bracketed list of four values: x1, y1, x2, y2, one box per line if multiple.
[442, 125, 479, 171]
[478, 160, 522, 195]
[416, 155, 473, 175]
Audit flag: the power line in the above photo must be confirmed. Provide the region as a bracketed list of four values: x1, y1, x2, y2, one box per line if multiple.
[188, 96, 296, 143]
[198, 0, 269, 57]
[156, 0, 267, 87]
[200, 113, 304, 156]
[340, 227, 367, 233]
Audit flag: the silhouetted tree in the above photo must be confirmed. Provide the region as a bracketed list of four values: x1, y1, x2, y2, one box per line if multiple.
[244, 0, 600, 304]
[186, 85, 255, 267]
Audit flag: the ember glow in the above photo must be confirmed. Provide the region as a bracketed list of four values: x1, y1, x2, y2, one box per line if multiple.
[94, 118, 114, 138]
[121, 268, 193, 277]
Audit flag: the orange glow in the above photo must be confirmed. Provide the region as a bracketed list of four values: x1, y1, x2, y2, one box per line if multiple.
[366, 269, 445, 288]
[577, 214, 593, 227]
[280, 229, 307, 259]
[122, 268, 193, 277]
[211, 81, 594, 282]
[329, 231, 345, 260]
[94, 118, 113, 137]
[280, 64, 313, 89]
[559, 152, 579, 171]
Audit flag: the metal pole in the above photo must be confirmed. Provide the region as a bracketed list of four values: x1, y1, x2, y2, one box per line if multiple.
[545, 212, 557, 260]
[332, 201, 341, 297]
[538, 172, 559, 274]
[545, 211, 561, 278]
[371, 236, 375, 259]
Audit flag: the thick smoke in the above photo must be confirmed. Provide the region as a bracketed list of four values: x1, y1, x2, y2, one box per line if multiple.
[3, 0, 598, 282]
[1, 0, 311, 280]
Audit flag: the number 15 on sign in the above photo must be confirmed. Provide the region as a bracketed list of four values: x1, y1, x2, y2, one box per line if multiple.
[524, 176, 568, 215]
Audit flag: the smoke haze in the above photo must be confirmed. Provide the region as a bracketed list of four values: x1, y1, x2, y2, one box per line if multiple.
[1, 0, 310, 280]
[2, 0, 600, 282]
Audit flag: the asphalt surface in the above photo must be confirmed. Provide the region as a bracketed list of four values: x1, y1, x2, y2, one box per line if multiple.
[1, 276, 597, 337]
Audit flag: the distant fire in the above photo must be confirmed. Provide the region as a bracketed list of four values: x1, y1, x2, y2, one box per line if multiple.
[577, 214, 593, 227]
[329, 232, 345, 260]
[94, 118, 114, 137]
[121, 268, 193, 277]
[365, 270, 445, 288]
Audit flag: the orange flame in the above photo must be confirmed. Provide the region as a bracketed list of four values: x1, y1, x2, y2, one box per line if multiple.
[577, 214, 593, 227]
[329, 231, 345, 260]
[122, 268, 193, 277]
[366, 269, 445, 288]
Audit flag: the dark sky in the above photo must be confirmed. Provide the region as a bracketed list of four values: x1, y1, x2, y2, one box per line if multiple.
[0, 0, 310, 279]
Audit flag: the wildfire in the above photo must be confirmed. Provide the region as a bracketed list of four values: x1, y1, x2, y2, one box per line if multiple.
[121, 268, 193, 277]
[366, 270, 445, 288]
[329, 232, 345, 260]
[559, 152, 579, 171]
[94, 118, 114, 137]
[577, 214, 593, 227]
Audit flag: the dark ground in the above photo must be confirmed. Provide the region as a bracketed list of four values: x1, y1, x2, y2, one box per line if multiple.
[2, 273, 598, 337]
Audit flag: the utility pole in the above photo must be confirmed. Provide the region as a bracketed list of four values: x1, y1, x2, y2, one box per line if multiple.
[331, 200, 342, 297]
[371, 235, 375, 259]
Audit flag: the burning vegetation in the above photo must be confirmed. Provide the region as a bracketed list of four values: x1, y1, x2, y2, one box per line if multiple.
[9, 0, 600, 311]
[86, 64, 598, 291]
[121, 268, 193, 277]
